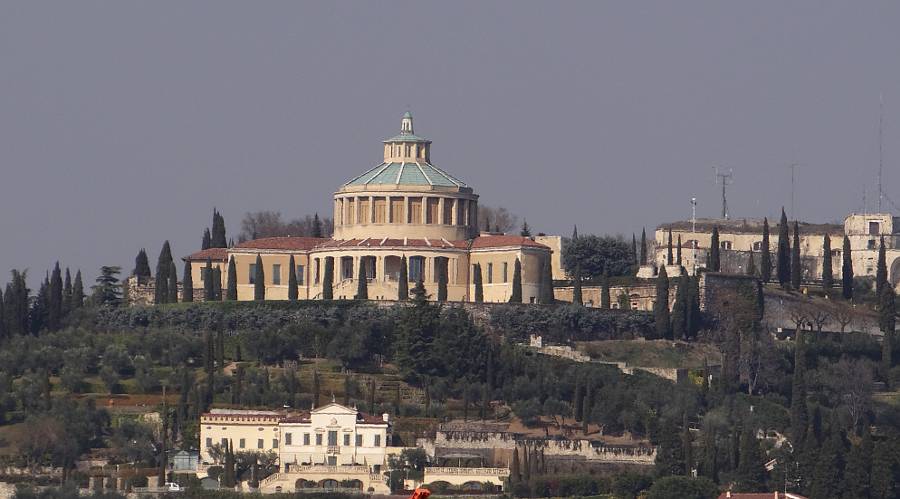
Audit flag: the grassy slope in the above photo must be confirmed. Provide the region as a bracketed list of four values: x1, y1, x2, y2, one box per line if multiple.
[575, 339, 722, 369]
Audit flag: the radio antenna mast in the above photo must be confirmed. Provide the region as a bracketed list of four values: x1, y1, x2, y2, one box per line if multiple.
[714, 167, 733, 219]
[878, 93, 884, 212]
[788, 163, 800, 220]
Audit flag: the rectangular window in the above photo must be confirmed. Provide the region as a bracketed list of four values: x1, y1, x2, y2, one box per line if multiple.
[390, 197, 405, 223]
[239, 438, 245, 449]
[206, 438, 212, 448]
[314, 259, 320, 284]
[487, 263, 493, 284]
[304, 433, 310, 446]
[257, 439, 263, 449]
[374, 435, 381, 447]
[359, 198, 371, 224]
[409, 256, 425, 282]
[426, 198, 440, 224]
[249, 264, 256, 284]
[272, 264, 281, 285]
[355, 435, 363, 447]
[409, 197, 423, 223]
[344, 434, 350, 446]
[297, 265, 305, 285]
[285, 433, 292, 446]
[869, 221, 880, 235]
[374, 198, 387, 224]
[199, 268, 205, 282]
[442, 198, 453, 225]
[221, 438, 227, 446]
[273, 439, 279, 448]
[503, 262, 508, 283]
[327, 431, 338, 446]
[315, 434, 322, 446]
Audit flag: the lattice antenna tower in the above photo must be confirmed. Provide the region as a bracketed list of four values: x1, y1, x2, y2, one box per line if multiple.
[878, 93, 884, 212]
[714, 166, 733, 219]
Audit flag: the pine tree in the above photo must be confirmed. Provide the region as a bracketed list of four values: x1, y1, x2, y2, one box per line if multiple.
[600, 271, 611, 309]
[791, 222, 802, 289]
[155, 241, 173, 304]
[48, 262, 63, 331]
[876, 236, 888, 298]
[226, 257, 237, 300]
[777, 209, 791, 287]
[473, 263, 484, 303]
[520, 219, 531, 237]
[709, 227, 720, 272]
[168, 260, 178, 303]
[254, 254, 265, 301]
[397, 256, 408, 300]
[211, 209, 227, 248]
[539, 255, 555, 304]
[288, 255, 298, 301]
[761, 217, 772, 283]
[437, 258, 448, 302]
[822, 234, 833, 293]
[322, 257, 334, 300]
[746, 249, 756, 277]
[73, 270, 84, 309]
[842, 236, 854, 300]
[201, 228, 211, 250]
[509, 258, 523, 303]
[671, 274, 687, 340]
[312, 212, 324, 238]
[735, 426, 766, 492]
[640, 228, 648, 265]
[355, 258, 368, 300]
[182, 260, 194, 302]
[667, 229, 674, 265]
[203, 259, 214, 301]
[654, 265, 671, 339]
[676, 234, 683, 265]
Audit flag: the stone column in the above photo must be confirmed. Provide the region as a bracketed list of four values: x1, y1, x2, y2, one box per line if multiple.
[404, 196, 409, 224]
[370, 196, 376, 224]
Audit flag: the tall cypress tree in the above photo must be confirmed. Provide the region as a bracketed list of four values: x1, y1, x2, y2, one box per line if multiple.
[134, 249, 152, 280]
[777, 209, 791, 287]
[48, 262, 63, 331]
[182, 260, 194, 303]
[667, 229, 674, 265]
[473, 263, 484, 303]
[761, 217, 772, 283]
[880, 286, 895, 383]
[671, 274, 687, 340]
[211, 209, 227, 248]
[155, 241, 173, 304]
[791, 332, 809, 446]
[843, 430, 873, 497]
[509, 258, 523, 303]
[253, 254, 265, 301]
[600, 271, 611, 309]
[821, 234, 833, 293]
[632, 233, 638, 268]
[72, 270, 84, 309]
[709, 227, 720, 272]
[168, 261, 179, 303]
[539, 255, 555, 304]
[311, 213, 324, 238]
[203, 258, 214, 301]
[654, 265, 671, 339]
[288, 255, 298, 301]
[322, 257, 334, 300]
[842, 236, 854, 300]
[676, 234, 682, 265]
[735, 426, 766, 492]
[62, 268, 72, 317]
[791, 222, 802, 290]
[0, 288, 5, 339]
[355, 258, 368, 300]
[437, 258, 448, 302]
[640, 228, 648, 265]
[226, 257, 237, 300]
[876, 236, 888, 298]
[398, 256, 408, 300]
[201, 228, 211, 250]
[746, 250, 756, 277]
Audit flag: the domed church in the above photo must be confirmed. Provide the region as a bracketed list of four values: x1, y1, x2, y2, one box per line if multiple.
[184, 113, 556, 303]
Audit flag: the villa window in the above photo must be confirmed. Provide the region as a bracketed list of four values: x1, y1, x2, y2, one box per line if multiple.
[344, 434, 350, 446]
[409, 256, 425, 282]
[315, 434, 322, 446]
[869, 221, 880, 235]
[720, 241, 732, 250]
[752, 241, 763, 251]
[374, 435, 381, 447]
[257, 439, 263, 449]
[868, 239, 877, 250]
[296, 265, 305, 285]
[272, 439, 279, 448]
[831, 250, 841, 258]
[341, 257, 354, 280]
[328, 431, 338, 446]
[221, 438, 227, 446]
[356, 435, 363, 446]
[285, 433, 292, 446]
[304, 433, 310, 446]
[272, 264, 281, 285]
[239, 438, 245, 449]
[487, 263, 493, 284]
[503, 262, 509, 283]
[249, 264, 256, 284]
[206, 438, 212, 448]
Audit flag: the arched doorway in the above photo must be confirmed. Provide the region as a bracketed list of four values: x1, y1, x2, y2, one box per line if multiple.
[891, 257, 900, 291]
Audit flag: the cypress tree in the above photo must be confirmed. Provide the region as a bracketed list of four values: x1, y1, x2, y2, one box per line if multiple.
[213, 266, 222, 301]
[288, 255, 298, 301]
[791, 222, 802, 289]
[571, 263, 582, 306]
[168, 261, 178, 303]
[842, 430, 872, 497]
[473, 263, 484, 303]
[437, 258, 448, 302]
[600, 271, 611, 309]
[509, 258, 523, 303]
[216, 330, 225, 371]
[822, 234, 833, 293]
[640, 228, 648, 265]
[253, 254, 265, 301]
[134, 249, 152, 280]
[876, 236, 888, 298]
[520, 219, 531, 237]
[201, 228, 211, 250]
[682, 415, 694, 476]
[791, 333, 809, 446]
[654, 265, 671, 339]
[311, 213, 324, 238]
[809, 425, 846, 499]
[667, 229, 674, 265]
[871, 439, 894, 499]
[676, 234, 682, 265]
[880, 286, 895, 383]
[0, 288, 5, 339]
[761, 217, 772, 283]
[539, 255, 555, 304]
[182, 260, 194, 302]
[322, 257, 334, 300]
[746, 249, 756, 277]
[735, 427, 766, 492]
[671, 274, 687, 340]
[155, 241, 173, 304]
[842, 236, 854, 300]
[655, 418, 686, 476]
[398, 256, 408, 300]
[685, 275, 701, 340]
[48, 262, 62, 331]
[582, 383, 593, 434]
[777, 208, 791, 287]
[632, 233, 638, 267]
[211, 209, 227, 248]
[73, 270, 84, 309]
[510, 447, 521, 484]
[63, 268, 72, 317]
[573, 378, 584, 422]
[709, 227, 720, 272]
[356, 258, 368, 300]
[226, 257, 237, 300]
[203, 259, 214, 301]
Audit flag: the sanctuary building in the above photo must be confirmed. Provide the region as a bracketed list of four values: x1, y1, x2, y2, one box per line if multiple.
[180, 113, 558, 304]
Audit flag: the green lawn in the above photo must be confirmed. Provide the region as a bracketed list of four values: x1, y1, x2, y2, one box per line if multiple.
[576, 340, 722, 369]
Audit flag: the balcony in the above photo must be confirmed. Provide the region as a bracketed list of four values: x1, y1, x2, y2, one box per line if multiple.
[326, 445, 341, 455]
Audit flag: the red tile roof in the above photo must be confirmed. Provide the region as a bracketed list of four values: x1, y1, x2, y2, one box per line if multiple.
[471, 235, 550, 250]
[184, 248, 229, 262]
[315, 238, 468, 250]
[234, 236, 328, 251]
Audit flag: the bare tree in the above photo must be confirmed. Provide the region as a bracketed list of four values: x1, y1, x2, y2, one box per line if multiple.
[740, 326, 781, 395]
[239, 211, 333, 242]
[830, 301, 858, 333]
[803, 301, 831, 333]
[815, 358, 874, 433]
[477, 205, 519, 234]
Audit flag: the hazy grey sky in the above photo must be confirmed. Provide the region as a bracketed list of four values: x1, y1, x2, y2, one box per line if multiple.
[1, 1, 899, 286]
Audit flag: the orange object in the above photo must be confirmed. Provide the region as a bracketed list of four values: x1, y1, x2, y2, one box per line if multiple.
[409, 487, 431, 499]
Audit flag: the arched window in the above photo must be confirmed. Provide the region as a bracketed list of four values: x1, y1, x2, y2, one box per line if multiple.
[752, 241, 764, 251]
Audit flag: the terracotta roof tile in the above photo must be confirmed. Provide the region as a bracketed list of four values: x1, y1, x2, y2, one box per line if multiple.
[184, 248, 229, 262]
[234, 236, 328, 251]
[470, 235, 550, 250]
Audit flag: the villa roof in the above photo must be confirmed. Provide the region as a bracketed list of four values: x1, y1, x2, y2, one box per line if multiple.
[233, 236, 329, 251]
[470, 235, 550, 250]
[343, 162, 468, 189]
[183, 248, 229, 262]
